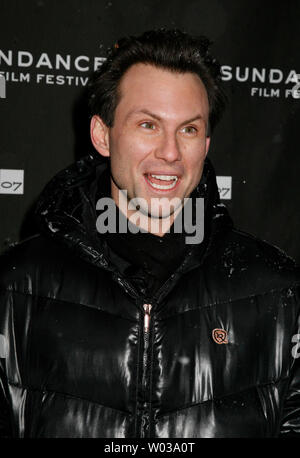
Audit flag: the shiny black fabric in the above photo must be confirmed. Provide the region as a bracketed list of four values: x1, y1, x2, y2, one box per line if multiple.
[0, 154, 299, 438]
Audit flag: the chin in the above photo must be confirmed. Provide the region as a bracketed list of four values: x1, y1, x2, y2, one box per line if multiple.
[150, 201, 182, 219]
[149, 209, 174, 219]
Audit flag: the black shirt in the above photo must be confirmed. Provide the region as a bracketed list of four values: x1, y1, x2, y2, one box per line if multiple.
[104, 206, 188, 297]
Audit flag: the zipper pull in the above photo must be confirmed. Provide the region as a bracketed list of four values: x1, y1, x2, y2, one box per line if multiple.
[143, 303, 152, 333]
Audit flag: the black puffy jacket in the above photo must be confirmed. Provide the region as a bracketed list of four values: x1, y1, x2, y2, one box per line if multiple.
[0, 154, 299, 438]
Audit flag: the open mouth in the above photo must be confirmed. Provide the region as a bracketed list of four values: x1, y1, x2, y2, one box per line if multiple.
[144, 173, 179, 190]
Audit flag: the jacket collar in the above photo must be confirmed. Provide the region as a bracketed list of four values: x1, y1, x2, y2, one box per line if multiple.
[35, 153, 233, 281]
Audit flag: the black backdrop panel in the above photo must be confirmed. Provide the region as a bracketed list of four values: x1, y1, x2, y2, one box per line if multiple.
[0, 0, 299, 262]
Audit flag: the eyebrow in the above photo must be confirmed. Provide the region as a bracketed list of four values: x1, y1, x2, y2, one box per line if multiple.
[125, 109, 205, 126]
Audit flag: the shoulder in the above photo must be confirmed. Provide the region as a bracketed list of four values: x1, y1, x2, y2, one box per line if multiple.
[203, 227, 300, 301]
[0, 234, 102, 298]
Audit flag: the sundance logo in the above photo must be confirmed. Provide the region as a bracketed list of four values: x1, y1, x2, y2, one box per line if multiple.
[0, 50, 105, 72]
[221, 66, 299, 84]
[0, 49, 106, 87]
[221, 65, 300, 99]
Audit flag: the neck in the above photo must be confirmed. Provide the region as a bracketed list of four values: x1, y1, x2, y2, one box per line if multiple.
[111, 182, 181, 237]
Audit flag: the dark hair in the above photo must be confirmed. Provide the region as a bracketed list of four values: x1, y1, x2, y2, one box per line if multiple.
[88, 29, 227, 134]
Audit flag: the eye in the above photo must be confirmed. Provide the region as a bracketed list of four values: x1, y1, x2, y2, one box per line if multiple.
[181, 125, 198, 134]
[140, 121, 156, 130]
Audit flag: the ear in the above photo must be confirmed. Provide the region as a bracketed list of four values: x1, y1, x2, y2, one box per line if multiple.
[90, 115, 110, 158]
[205, 135, 211, 157]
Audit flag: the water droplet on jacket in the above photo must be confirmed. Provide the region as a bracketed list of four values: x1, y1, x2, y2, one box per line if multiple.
[49, 222, 59, 233]
[178, 356, 190, 365]
[0, 334, 8, 358]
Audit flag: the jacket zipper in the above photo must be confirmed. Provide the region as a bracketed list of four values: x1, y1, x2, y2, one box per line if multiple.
[142, 303, 152, 386]
[143, 303, 152, 332]
[140, 303, 152, 437]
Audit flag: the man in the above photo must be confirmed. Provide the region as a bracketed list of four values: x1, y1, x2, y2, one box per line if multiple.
[0, 29, 299, 438]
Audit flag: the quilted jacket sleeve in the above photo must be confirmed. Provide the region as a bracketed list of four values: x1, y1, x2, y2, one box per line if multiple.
[279, 313, 300, 436]
[0, 246, 19, 438]
[0, 307, 12, 437]
[0, 362, 12, 437]
[0, 248, 14, 437]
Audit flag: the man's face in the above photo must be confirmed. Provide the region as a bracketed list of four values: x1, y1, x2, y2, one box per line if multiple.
[91, 63, 210, 221]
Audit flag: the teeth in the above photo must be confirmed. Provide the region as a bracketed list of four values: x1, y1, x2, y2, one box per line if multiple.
[151, 174, 178, 181]
[150, 182, 177, 189]
[146, 174, 178, 190]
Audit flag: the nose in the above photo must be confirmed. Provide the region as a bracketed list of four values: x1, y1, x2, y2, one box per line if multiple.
[154, 132, 182, 162]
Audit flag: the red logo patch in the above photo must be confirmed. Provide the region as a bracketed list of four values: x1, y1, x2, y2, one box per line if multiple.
[212, 328, 228, 344]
